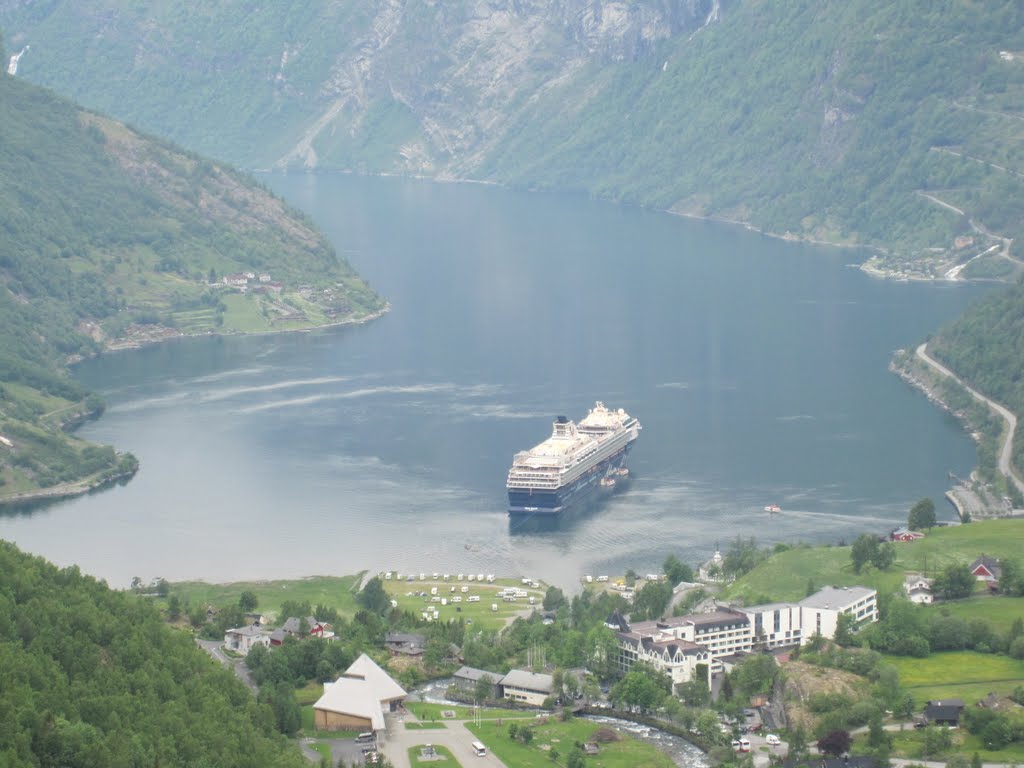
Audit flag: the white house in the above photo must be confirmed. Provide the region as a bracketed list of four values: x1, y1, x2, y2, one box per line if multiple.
[224, 625, 270, 656]
[903, 573, 934, 604]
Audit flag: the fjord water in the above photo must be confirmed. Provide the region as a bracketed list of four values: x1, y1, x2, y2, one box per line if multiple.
[0, 175, 985, 588]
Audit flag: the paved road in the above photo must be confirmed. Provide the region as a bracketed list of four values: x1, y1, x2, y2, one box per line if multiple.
[195, 639, 258, 693]
[916, 343, 1024, 498]
[377, 711, 519, 768]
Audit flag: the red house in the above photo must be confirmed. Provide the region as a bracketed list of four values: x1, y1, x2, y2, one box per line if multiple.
[970, 555, 1002, 582]
[891, 527, 925, 542]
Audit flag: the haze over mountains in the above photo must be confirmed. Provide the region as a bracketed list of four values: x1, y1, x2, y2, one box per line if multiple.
[5, 2, 1024, 493]
[4, 0, 1024, 275]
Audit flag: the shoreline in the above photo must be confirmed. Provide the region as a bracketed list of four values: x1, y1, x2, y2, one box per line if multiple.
[263, 168, 1007, 285]
[93, 303, 391, 358]
[0, 464, 138, 509]
[2, 305, 390, 508]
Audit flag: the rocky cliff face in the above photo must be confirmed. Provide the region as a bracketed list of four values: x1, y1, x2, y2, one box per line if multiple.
[273, 0, 719, 171]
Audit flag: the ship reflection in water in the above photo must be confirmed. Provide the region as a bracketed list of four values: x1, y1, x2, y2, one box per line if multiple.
[507, 470, 634, 536]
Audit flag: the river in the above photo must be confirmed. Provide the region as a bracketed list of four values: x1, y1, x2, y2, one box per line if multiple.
[0, 174, 987, 589]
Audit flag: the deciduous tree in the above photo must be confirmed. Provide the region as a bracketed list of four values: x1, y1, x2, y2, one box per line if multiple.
[239, 590, 258, 612]
[908, 498, 937, 530]
[817, 730, 851, 756]
[934, 562, 974, 599]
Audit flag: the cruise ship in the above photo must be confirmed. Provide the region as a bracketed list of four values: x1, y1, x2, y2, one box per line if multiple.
[507, 402, 641, 515]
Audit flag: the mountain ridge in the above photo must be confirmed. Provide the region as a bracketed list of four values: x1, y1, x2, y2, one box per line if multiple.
[4, 1, 1024, 277]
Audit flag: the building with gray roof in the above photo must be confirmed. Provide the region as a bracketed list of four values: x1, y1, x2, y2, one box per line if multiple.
[500, 669, 554, 706]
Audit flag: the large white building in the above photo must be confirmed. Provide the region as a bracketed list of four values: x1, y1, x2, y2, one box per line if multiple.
[614, 586, 877, 689]
[313, 653, 407, 733]
[795, 585, 877, 642]
[500, 669, 554, 706]
[616, 609, 749, 686]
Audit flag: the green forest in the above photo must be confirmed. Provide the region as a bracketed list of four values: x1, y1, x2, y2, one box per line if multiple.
[930, 277, 1024, 478]
[0, 55, 383, 502]
[0, 540, 307, 767]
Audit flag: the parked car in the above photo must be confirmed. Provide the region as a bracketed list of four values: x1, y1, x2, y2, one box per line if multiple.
[746, 723, 763, 733]
[766, 734, 781, 746]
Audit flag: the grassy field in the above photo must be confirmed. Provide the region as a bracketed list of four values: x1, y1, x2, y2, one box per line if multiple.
[724, 545, 904, 604]
[884, 651, 1024, 705]
[724, 518, 1024, 604]
[382, 576, 545, 633]
[169, 573, 364, 620]
[408, 744, 463, 767]
[922, 595, 1024, 634]
[220, 292, 273, 332]
[874, 726, 1024, 763]
[894, 519, 1024, 573]
[466, 717, 676, 768]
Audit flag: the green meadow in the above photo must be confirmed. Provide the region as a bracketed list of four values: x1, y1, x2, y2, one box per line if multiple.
[170, 573, 364, 619]
[466, 717, 676, 768]
[884, 651, 1024, 704]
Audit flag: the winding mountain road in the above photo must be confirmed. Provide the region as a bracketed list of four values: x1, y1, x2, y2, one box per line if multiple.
[915, 343, 1024, 498]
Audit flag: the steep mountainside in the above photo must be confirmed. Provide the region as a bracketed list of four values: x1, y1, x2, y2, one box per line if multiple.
[4, 1, 1024, 274]
[0, 540, 308, 767]
[0, 62, 383, 503]
[929, 277, 1024, 480]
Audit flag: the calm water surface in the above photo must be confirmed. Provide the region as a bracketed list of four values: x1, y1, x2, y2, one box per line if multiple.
[0, 175, 987, 588]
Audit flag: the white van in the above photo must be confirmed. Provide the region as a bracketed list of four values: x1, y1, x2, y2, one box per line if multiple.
[471, 741, 486, 756]
[355, 732, 375, 744]
[765, 734, 781, 746]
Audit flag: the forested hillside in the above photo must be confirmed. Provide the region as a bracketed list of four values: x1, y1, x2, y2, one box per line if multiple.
[3, 1, 1024, 274]
[0, 47, 383, 503]
[929, 278, 1024, 478]
[0, 540, 307, 767]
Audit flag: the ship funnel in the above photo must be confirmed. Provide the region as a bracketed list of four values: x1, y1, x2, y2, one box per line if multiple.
[555, 415, 568, 423]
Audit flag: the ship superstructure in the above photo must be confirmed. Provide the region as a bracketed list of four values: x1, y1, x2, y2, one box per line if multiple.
[507, 401, 641, 514]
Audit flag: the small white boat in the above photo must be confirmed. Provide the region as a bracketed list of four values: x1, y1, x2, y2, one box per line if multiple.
[763, 504, 782, 513]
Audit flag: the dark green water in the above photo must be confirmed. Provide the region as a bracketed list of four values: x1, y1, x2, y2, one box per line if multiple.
[0, 175, 987, 588]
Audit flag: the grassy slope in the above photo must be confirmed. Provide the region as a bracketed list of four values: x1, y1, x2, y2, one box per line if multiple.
[0, 70, 383, 501]
[724, 518, 1024, 604]
[170, 573, 364, 621]
[884, 651, 1024, 703]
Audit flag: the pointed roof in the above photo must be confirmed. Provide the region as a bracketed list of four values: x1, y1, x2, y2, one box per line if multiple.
[343, 653, 407, 702]
[313, 653, 407, 731]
